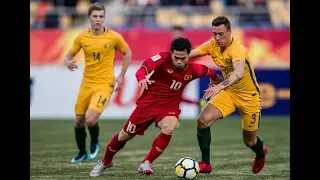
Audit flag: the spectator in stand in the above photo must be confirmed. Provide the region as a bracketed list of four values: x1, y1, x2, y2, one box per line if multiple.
[225, 0, 271, 27]
[33, 0, 53, 28]
[189, 0, 210, 6]
[123, 0, 158, 28]
[160, 0, 184, 6]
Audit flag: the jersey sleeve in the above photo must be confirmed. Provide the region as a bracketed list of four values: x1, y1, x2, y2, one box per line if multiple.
[230, 44, 246, 61]
[115, 33, 129, 53]
[71, 35, 82, 54]
[194, 64, 217, 79]
[195, 40, 211, 56]
[141, 52, 168, 74]
[135, 67, 147, 82]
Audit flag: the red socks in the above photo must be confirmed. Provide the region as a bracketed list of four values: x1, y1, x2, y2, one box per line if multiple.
[142, 132, 172, 163]
[102, 132, 172, 165]
[102, 133, 126, 165]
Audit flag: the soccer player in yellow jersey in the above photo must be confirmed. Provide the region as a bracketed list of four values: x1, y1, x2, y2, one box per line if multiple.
[189, 16, 267, 174]
[64, 3, 132, 163]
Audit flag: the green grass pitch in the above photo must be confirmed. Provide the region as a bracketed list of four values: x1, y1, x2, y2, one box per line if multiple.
[31, 116, 290, 180]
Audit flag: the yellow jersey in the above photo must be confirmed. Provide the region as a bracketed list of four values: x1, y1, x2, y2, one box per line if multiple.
[196, 37, 260, 100]
[71, 27, 129, 86]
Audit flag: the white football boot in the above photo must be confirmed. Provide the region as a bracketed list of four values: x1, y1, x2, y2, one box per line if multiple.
[138, 161, 153, 175]
[89, 160, 113, 177]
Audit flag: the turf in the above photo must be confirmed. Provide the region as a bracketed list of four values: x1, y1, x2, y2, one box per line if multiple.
[31, 116, 290, 180]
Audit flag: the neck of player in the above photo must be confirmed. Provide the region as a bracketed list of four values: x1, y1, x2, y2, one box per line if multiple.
[92, 27, 104, 36]
[221, 38, 232, 51]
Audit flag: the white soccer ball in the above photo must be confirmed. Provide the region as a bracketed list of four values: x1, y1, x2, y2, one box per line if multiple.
[175, 157, 200, 179]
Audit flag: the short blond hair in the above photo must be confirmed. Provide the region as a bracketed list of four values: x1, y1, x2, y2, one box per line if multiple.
[88, 3, 105, 16]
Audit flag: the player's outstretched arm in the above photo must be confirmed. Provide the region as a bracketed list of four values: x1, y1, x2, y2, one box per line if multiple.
[189, 41, 211, 60]
[189, 49, 202, 60]
[218, 60, 245, 89]
[202, 61, 244, 99]
[210, 74, 223, 86]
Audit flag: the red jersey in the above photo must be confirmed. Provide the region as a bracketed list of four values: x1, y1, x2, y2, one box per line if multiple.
[135, 52, 217, 110]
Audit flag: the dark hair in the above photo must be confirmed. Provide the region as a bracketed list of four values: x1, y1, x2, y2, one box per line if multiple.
[172, 25, 184, 31]
[170, 37, 191, 54]
[88, 3, 105, 16]
[212, 16, 231, 30]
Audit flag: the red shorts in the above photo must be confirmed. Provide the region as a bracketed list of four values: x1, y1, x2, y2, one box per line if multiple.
[122, 107, 181, 135]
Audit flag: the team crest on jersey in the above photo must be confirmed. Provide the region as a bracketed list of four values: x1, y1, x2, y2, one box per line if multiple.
[184, 75, 192, 80]
[225, 58, 232, 64]
[151, 54, 161, 61]
[167, 69, 173, 73]
[105, 44, 112, 48]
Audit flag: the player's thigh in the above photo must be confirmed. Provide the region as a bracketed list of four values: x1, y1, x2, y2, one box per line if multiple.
[89, 90, 113, 114]
[155, 109, 181, 126]
[122, 107, 155, 136]
[237, 96, 262, 132]
[75, 85, 92, 115]
[207, 90, 236, 119]
[156, 109, 181, 134]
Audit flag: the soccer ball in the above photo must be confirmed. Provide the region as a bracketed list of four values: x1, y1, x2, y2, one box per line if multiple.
[175, 157, 200, 179]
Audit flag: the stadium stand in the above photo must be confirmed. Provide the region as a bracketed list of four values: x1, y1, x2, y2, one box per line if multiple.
[30, 0, 290, 29]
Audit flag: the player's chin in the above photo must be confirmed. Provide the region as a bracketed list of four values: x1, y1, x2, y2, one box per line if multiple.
[176, 66, 186, 69]
[94, 25, 102, 29]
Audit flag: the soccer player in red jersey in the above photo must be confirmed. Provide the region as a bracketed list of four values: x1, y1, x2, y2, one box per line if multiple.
[170, 25, 207, 128]
[89, 37, 223, 177]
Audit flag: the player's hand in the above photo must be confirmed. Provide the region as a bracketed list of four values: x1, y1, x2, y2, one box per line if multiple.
[65, 60, 77, 71]
[115, 75, 125, 91]
[138, 79, 155, 90]
[203, 84, 223, 100]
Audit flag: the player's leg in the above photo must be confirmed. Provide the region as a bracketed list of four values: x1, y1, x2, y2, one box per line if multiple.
[139, 114, 179, 175]
[197, 90, 236, 173]
[239, 98, 267, 174]
[86, 90, 113, 160]
[89, 130, 135, 177]
[90, 108, 154, 177]
[72, 85, 91, 163]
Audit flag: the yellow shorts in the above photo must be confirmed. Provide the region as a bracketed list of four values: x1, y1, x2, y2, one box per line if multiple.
[75, 84, 114, 115]
[208, 90, 261, 131]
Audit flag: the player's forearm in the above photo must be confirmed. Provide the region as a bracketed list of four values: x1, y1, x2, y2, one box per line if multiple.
[119, 49, 132, 76]
[64, 51, 75, 63]
[218, 69, 244, 89]
[135, 67, 147, 82]
[210, 74, 223, 86]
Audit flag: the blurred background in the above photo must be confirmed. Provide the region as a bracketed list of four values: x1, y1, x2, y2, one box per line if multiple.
[30, 0, 290, 119]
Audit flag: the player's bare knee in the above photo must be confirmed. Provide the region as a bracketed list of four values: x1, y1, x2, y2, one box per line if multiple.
[160, 124, 176, 135]
[242, 130, 257, 147]
[243, 139, 256, 148]
[75, 121, 86, 128]
[75, 115, 85, 128]
[118, 130, 134, 142]
[85, 116, 98, 127]
[197, 114, 214, 128]
[85, 108, 101, 127]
